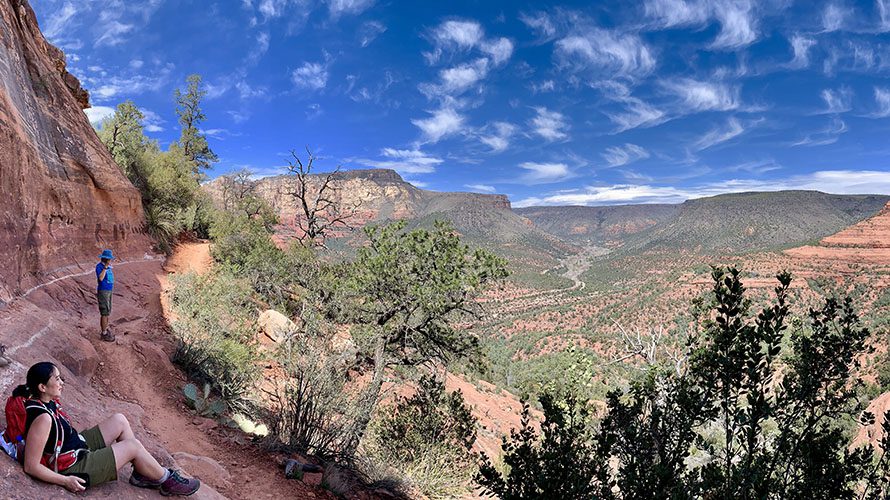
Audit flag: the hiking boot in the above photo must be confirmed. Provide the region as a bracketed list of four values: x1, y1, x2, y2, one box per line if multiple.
[100, 329, 116, 342]
[160, 469, 200, 497]
[129, 469, 164, 489]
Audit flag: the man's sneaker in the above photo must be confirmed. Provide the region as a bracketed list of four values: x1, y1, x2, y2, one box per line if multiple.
[160, 469, 200, 497]
[130, 469, 164, 489]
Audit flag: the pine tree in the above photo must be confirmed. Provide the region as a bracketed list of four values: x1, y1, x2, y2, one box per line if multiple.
[174, 74, 217, 176]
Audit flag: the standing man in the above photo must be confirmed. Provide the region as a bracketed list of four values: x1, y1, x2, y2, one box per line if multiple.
[96, 249, 115, 342]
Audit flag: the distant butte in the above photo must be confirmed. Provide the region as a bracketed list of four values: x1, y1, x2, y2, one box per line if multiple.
[785, 201, 890, 264]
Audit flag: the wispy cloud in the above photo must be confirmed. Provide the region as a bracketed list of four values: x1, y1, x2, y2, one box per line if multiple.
[644, 0, 760, 49]
[412, 107, 465, 143]
[479, 121, 516, 153]
[555, 29, 655, 79]
[662, 78, 741, 112]
[465, 183, 496, 193]
[819, 87, 853, 114]
[424, 19, 513, 66]
[792, 118, 848, 147]
[291, 62, 328, 91]
[602, 143, 650, 167]
[43, 2, 78, 40]
[519, 11, 557, 40]
[513, 170, 890, 206]
[355, 148, 444, 174]
[358, 21, 387, 47]
[879, 0, 890, 31]
[95, 21, 134, 47]
[518, 162, 572, 184]
[821, 3, 849, 32]
[325, 0, 375, 19]
[421, 58, 490, 98]
[871, 87, 890, 117]
[693, 117, 745, 150]
[530, 107, 570, 141]
[787, 35, 817, 69]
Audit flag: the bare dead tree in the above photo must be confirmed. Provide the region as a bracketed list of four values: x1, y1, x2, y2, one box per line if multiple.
[281, 148, 360, 248]
[219, 168, 256, 211]
[608, 320, 688, 376]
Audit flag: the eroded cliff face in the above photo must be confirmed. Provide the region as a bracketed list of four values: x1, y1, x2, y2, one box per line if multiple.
[0, 0, 148, 302]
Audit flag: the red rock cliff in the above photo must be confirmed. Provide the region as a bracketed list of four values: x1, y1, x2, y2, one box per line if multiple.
[0, 0, 149, 302]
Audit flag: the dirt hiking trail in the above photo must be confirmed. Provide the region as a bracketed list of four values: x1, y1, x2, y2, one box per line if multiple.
[0, 243, 346, 499]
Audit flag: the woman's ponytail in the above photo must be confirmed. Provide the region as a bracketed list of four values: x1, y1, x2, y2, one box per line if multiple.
[12, 384, 30, 398]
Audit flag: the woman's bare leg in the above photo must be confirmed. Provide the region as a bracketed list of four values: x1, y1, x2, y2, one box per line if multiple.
[111, 439, 166, 481]
[98, 413, 135, 446]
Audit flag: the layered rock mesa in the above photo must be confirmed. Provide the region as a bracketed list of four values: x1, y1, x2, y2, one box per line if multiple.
[0, 0, 148, 302]
[785, 201, 890, 264]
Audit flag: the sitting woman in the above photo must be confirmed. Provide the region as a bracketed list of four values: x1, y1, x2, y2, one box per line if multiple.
[14, 361, 200, 496]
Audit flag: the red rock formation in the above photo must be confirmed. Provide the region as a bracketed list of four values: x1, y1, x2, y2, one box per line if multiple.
[821, 201, 890, 248]
[784, 201, 890, 264]
[0, 0, 149, 303]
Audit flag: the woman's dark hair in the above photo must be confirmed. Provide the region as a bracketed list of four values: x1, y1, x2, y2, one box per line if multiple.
[12, 362, 56, 398]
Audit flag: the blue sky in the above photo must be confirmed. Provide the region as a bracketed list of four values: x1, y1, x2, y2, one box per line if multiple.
[32, 0, 890, 206]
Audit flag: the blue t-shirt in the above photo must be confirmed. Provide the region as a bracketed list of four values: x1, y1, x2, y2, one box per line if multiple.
[96, 262, 114, 291]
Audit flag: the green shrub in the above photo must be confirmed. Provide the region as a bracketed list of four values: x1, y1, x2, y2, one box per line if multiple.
[170, 271, 261, 412]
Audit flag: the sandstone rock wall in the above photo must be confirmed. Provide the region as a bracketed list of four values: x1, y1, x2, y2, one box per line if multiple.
[0, 0, 148, 303]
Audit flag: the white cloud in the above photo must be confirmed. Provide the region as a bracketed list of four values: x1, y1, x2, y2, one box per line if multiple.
[359, 21, 387, 47]
[479, 121, 516, 152]
[532, 80, 556, 93]
[356, 148, 444, 174]
[465, 183, 496, 193]
[519, 11, 557, 39]
[518, 162, 572, 184]
[95, 21, 134, 47]
[644, 0, 759, 49]
[248, 32, 271, 64]
[424, 19, 513, 66]
[82, 65, 174, 103]
[821, 3, 848, 32]
[512, 170, 890, 207]
[792, 118, 848, 146]
[481, 38, 514, 66]
[819, 87, 853, 114]
[325, 0, 375, 18]
[555, 30, 655, 78]
[604, 95, 667, 133]
[412, 107, 465, 143]
[140, 109, 164, 132]
[788, 35, 816, 69]
[693, 117, 745, 150]
[432, 20, 484, 50]
[291, 62, 328, 91]
[662, 78, 741, 112]
[129, 59, 144, 69]
[880, 0, 890, 31]
[602, 143, 650, 167]
[437, 58, 490, 95]
[530, 107, 569, 141]
[872, 87, 890, 117]
[44, 3, 78, 40]
[84, 106, 115, 126]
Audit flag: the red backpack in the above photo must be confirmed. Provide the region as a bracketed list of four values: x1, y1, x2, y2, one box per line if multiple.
[3, 395, 27, 449]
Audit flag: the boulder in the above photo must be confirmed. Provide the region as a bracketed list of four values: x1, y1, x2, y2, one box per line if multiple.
[257, 310, 295, 343]
[172, 452, 231, 491]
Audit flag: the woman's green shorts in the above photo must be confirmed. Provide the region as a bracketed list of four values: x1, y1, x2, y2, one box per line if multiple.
[62, 425, 117, 487]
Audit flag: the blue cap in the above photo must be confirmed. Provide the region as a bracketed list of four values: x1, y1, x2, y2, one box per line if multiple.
[99, 249, 115, 260]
